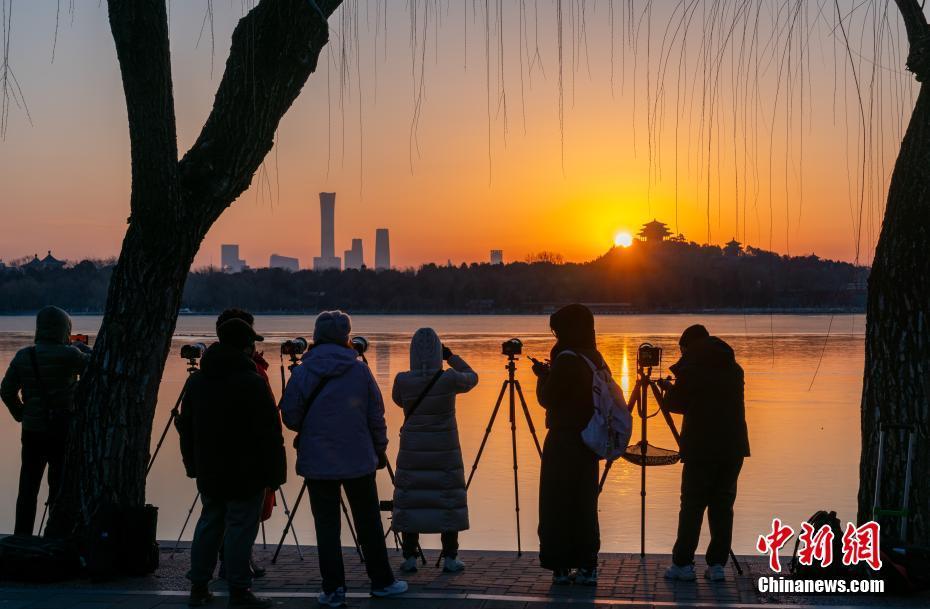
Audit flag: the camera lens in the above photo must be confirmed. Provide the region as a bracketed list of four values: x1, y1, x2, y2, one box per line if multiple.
[180, 342, 206, 360]
[351, 336, 369, 355]
[281, 337, 308, 356]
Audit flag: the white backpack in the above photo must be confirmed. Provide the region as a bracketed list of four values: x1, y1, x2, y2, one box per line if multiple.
[561, 351, 632, 461]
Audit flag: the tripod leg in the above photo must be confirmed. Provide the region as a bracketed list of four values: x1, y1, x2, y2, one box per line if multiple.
[272, 482, 307, 564]
[261, 522, 266, 549]
[277, 488, 304, 560]
[465, 381, 507, 490]
[383, 461, 425, 563]
[341, 493, 365, 563]
[597, 461, 614, 494]
[730, 550, 744, 575]
[508, 382, 523, 557]
[172, 492, 201, 557]
[146, 405, 180, 476]
[514, 381, 542, 458]
[649, 382, 681, 445]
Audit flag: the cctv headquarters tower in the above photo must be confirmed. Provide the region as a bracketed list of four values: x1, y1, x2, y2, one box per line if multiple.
[313, 192, 341, 271]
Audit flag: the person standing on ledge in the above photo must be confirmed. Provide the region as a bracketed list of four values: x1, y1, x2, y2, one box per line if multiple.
[0, 305, 91, 538]
[661, 324, 750, 583]
[177, 317, 286, 608]
[532, 303, 604, 586]
[391, 328, 478, 574]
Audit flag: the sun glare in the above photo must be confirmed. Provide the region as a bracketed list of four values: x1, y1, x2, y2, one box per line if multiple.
[614, 231, 633, 248]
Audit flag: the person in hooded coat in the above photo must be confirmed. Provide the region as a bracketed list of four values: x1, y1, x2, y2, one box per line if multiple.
[662, 324, 749, 583]
[532, 304, 603, 585]
[0, 305, 90, 537]
[280, 311, 407, 604]
[391, 328, 478, 574]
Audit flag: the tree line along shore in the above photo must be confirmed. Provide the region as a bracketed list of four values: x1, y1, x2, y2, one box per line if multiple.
[0, 240, 868, 314]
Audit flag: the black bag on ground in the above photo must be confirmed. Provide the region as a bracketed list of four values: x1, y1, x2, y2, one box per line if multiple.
[789, 510, 850, 579]
[0, 534, 80, 582]
[85, 504, 159, 579]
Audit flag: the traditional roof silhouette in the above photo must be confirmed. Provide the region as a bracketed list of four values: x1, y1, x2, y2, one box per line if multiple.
[637, 219, 673, 243]
[24, 251, 65, 271]
[724, 238, 743, 256]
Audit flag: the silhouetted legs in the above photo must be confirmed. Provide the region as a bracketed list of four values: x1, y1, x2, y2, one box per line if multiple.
[188, 491, 263, 589]
[15, 430, 65, 536]
[401, 531, 459, 559]
[672, 458, 743, 567]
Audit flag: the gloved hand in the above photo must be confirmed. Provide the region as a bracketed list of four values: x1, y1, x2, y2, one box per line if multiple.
[442, 344, 453, 361]
[73, 341, 93, 355]
[377, 451, 388, 470]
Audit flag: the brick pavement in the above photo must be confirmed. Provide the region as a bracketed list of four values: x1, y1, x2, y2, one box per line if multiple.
[0, 545, 923, 608]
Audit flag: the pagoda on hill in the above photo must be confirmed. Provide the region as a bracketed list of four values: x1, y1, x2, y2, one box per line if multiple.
[724, 238, 743, 256]
[23, 251, 66, 271]
[637, 219, 673, 243]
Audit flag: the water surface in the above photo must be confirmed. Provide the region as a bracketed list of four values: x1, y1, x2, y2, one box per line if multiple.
[0, 314, 864, 556]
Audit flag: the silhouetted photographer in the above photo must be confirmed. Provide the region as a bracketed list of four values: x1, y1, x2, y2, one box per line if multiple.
[662, 324, 750, 583]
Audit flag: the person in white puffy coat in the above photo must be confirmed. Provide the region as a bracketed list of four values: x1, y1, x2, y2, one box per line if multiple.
[391, 328, 478, 573]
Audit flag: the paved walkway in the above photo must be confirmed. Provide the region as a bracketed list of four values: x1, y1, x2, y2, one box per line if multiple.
[0, 545, 925, 608]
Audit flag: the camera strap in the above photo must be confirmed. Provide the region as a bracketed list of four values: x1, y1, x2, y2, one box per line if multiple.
[403, 369, 444, 424]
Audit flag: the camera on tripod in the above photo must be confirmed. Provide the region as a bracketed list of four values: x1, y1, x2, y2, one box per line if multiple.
[351, 336, 369, 356]
[281, 337, 308, 356]
[180, 342, 207, 360]
[637, 343, 662, 368]
[501, 338, 523, 357]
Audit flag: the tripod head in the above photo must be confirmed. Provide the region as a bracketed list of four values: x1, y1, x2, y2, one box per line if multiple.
[636, 342, 662, 378]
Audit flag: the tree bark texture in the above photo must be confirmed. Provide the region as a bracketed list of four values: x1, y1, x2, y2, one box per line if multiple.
[49, 0, 344, 535]
[858, 0, 930, 545]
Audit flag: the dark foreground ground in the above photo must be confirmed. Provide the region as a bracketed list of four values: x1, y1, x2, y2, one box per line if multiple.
[0, 544, 926, 609]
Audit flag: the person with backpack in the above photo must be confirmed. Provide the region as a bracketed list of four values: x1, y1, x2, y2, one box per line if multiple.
[532, 304, 605, 585]
[391, 328, 478, 574]
[660, 324, 750, 583]
[0, 306, 91, 537]
[280, 311, 407, 606]
[177, 316, 286, 608]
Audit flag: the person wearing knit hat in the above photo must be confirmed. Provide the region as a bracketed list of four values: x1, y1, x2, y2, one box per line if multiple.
[1, 306, 91, 537]
[280, 310, 407, 602]
[663, 325, 749, 583]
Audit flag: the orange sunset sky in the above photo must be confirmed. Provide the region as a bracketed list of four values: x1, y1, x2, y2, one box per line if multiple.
[0, 2, 914, 268]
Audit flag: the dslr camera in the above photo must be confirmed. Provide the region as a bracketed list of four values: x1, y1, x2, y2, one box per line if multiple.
[501, 338, 523, 357]
[281, 337, 309, 356]
[351, 336, 369, 356]
[180, 342, 207, 360]
[637, 343, 662, 368]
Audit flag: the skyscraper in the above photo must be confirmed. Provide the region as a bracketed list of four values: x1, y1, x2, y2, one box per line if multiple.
[220, 244, 247, 273]
[269, 254, 299, 272]
[490, 250, 504, 265]
[375, 228, 391, 270]
[344, 238, 364, 270]
[313, 192, 341, 271]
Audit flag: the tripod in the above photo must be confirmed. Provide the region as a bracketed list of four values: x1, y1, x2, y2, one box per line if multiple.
[466, 352, 542, 557]
[147, 357, 200, 477]
[598, 350, 742, 575]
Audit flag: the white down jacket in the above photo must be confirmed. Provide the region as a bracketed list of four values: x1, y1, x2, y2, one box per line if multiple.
[391, 328, 478, 533]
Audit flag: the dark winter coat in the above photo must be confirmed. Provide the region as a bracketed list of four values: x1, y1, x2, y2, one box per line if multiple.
[535, 344, 603, 571]
[176, 342, 287, 500]
[664, 335, 750, 462]
[391, 329, 478, 534]
[0, 306, 89, 433]
[280, 343, 388, 480]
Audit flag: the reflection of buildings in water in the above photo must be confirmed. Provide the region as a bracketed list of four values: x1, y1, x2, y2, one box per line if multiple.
[374, 338, 391, 382]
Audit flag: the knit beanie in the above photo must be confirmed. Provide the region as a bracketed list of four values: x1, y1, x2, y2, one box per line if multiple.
[313, 310, 352, 346]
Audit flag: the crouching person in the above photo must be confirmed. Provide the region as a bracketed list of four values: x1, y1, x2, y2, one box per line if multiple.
[177, 317, 286, 608]
[281, 311, 407, 606]
[392, 329, 478, 573]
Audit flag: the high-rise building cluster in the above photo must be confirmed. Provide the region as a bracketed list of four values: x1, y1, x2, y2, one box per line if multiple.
[221, 192, 392, 273]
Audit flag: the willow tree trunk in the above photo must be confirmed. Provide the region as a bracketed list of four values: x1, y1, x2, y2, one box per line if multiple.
[858, 1, 930, 545]
[48, 0, 344, 536]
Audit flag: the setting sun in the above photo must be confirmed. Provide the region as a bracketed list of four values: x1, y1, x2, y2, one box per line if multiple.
[614, 231, 634, 248]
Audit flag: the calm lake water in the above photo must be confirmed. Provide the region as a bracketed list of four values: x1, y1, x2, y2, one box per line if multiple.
[0, 314, 864, 556]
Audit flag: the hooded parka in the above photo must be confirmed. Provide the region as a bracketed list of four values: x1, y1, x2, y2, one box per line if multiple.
[391, 328, 478, 534]
[1, 306, 89, 432]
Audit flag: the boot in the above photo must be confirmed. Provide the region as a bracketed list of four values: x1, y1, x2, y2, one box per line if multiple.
[188, 582, 214, 607]
[227, 588, 272, 609]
